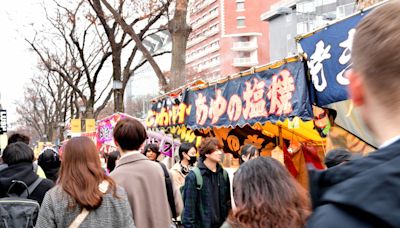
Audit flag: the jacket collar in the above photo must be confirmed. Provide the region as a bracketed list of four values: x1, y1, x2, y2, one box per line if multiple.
[312, 138, 400, 188]
[197, 158, 222, 175]
[0, 162, 38, 193]
[309, 139, 400, 226]
[116, 152, 149, 168]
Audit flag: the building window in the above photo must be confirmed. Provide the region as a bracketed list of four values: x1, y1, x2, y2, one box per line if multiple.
[236, 2, 245, 11]
[237, 17, 245, 27]
[337, 3, 355, 18]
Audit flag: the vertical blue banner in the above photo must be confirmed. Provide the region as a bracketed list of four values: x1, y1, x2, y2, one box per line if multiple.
[299, 9, 373, 106]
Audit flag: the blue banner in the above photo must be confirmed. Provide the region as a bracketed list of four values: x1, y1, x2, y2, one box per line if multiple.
[299, 10, 372, 106]
[183, 61, 313, 129]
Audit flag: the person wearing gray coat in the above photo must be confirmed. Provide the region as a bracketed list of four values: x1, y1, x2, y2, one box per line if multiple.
[36, 185, 134, 227]
[36, 136, 134, 228]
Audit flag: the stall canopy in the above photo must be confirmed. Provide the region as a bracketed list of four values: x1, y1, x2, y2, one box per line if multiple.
[146, 57, 325, 145]
[146, 57, 327, 188]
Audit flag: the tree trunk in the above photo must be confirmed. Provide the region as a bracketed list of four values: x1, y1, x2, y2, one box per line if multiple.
[168, 0, 192, 90]
[112, 45, 124, 113]
[86, 100, 95, 119]
[114, 89, 124, 113]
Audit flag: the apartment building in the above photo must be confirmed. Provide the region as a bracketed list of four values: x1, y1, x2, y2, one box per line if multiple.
[262, 0, 356, 61]
[186, 0, 278, 82]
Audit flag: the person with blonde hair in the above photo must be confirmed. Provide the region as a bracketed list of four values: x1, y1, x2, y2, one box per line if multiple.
[36, 137, 134, 227]
[308, 2, 400, 227]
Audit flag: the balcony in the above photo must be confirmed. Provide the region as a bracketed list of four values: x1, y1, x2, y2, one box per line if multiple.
[232, 57, 258, 67]
[187, 42, 220, 64]
[231, 41, 258, 51]
[192, 0, 218, 14]
[187, 35, 207, 48]
[187, 26, 219, 48]
[206, 26, 220, 37]
[198, 58, 220, 72]
[192, 10, 219, 30]
[208, 43, 220, 53]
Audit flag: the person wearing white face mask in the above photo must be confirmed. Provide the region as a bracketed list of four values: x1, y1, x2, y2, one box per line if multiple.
[170, 143, 198, 190]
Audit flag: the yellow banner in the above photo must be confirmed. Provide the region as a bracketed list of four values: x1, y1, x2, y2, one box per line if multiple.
[71, 119, 81, 133]
[86, 119, 96, 133]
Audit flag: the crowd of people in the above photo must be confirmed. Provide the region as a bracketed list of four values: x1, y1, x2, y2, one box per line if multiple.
[1, 2, 400, 227]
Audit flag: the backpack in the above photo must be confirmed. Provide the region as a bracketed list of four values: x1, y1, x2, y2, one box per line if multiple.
[181, 167, 228, 223]
[0, 178, 43, 228]
[190, 167, 228, 190]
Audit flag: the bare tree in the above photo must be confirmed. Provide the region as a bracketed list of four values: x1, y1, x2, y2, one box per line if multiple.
[27, 0, 115, 119]
[16, 75, 68, 141]
[125, 95, 154, 118]
[89, 0, 171, 112]
[28, 0, 173, 116]
[99, 0, 192, 93]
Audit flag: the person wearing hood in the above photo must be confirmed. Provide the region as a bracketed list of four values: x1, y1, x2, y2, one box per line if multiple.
[0, 142, 54, 205]
[38, 146, 61, 182]
[307, 2, 400, 227]
[182, 137, 231, 228]
[170, 142, 197, 190]
[1, 132, 47, 178]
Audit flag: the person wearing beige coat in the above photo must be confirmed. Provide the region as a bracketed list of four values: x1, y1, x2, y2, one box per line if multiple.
[111, 152, 182, 228]
[111, 117, 182, 228]
[170, 143, 198, 190]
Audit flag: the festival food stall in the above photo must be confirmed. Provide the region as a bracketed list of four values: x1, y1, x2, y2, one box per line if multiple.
[146, 56, 327, 188]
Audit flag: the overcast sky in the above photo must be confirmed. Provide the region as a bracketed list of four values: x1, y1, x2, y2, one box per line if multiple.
[0, 1, 161, 127]
[0, 1, 42, 125]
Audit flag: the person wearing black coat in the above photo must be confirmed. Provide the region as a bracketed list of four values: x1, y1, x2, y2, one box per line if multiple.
[308, 140, 400, 227]
[308, 2, 400, 227]
[0, 142, 54, 205]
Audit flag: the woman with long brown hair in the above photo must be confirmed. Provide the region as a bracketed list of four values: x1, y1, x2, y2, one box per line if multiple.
[222, 157, 310, 228]
[36, 137, 134, 228]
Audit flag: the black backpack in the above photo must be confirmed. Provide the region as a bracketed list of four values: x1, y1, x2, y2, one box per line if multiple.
[0, 178, 43, 228]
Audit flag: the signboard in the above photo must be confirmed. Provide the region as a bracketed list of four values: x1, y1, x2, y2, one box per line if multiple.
[298, 9, 373, 106]
[0, 110, 7, 134]
[145, 96, 190, 129]
[70, 119, 81, 133]
[96, 113, 131, 154]
[184, 61, 313, 129]
[86, 119, 96, 133]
